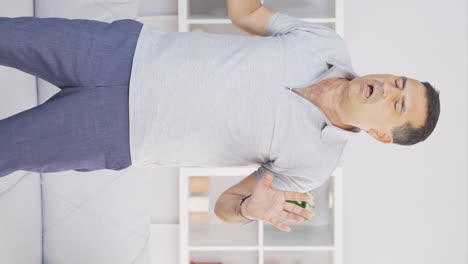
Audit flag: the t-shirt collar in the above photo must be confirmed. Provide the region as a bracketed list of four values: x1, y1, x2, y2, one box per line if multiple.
[319, 61, 361, 143]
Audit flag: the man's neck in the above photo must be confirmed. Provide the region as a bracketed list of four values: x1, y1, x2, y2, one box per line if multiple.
[300, 77, 355, 131]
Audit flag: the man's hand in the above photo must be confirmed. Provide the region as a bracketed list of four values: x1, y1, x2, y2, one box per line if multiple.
[241, 170, 314, 232]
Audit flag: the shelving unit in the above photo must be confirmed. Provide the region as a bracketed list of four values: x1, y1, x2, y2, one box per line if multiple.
[178, 0, 344, 38]
[138, 0, 345, 263]
[179, 166, 343, 264]
[137, 0, 344, 37]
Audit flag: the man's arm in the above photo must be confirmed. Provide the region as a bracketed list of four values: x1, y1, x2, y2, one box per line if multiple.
[227, 0, 276, 36]
[214, 170, 314, 232]
[214, 171, 257, 225]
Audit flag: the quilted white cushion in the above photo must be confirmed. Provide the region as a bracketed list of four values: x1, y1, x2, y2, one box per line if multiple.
[35, 0, 138, 22]
[41, 168, 152, 264]
[0, 172, 42, 264]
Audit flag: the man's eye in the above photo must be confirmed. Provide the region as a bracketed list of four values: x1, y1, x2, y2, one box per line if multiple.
[394, 100, 401, 113]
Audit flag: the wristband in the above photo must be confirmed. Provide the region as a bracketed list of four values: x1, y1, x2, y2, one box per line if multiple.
[239, 194, 255, 223]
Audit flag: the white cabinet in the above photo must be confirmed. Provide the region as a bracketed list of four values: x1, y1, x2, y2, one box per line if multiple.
[137, 0, 344, 38]
[179, 166, 343, 264]
[178, 0, 344, 37]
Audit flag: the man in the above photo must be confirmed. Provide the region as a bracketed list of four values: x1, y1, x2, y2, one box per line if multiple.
[213, 5, 440, 232]
[0, 2, 440, 234]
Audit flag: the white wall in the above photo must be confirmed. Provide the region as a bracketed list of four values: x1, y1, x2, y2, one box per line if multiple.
[342, 0, 467, 264]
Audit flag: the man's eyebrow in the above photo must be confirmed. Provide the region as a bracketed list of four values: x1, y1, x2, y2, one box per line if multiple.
[400, 76, 407, 115]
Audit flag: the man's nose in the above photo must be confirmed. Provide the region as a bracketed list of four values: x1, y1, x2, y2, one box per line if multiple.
[382, 82, 401, 101]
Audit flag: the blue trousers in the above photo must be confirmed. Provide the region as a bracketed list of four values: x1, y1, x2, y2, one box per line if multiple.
[0, 17, 143, 177]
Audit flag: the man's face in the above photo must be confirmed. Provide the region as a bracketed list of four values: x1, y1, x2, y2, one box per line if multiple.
[343, 74, 428, 143]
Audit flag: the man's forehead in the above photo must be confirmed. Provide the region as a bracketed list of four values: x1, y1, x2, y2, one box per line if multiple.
[406, 77, 427, 127]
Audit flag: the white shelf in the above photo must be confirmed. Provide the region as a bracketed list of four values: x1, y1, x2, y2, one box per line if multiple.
[190, 251, 259, 264]
[179, 0, 344, 35]
[264, 250, 334, 264]
[179, 167, 342, 264]
[189, 246, 259, 251]
[189, 223, 258, 247]
[263, 224, 334, 247]
[263, 246, 334, 251]
[187, 0, 336, 20]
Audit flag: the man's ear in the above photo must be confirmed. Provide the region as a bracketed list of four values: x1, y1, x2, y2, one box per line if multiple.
[368, 129, 393, 144]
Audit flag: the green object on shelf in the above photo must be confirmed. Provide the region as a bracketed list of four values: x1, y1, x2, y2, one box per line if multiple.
[285, 190, 316, 219]
[286, 200, 306, 208]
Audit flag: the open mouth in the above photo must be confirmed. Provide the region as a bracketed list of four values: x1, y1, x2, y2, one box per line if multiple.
[361, 80, 383, 103]
[365, 84, 374, 98]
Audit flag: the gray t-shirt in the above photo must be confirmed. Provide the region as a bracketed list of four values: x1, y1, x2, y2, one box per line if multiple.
[128, 12, 359, 192]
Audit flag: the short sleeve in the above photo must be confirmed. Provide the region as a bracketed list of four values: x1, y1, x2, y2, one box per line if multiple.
[254, 162, 322, 193]
[266, 12, 337, 37]
[266, 12, 349, 88]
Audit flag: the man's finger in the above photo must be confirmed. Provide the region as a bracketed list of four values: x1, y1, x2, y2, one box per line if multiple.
[267, 217, 291, 232]
[279, 210, 305, 223]
[283, 190, 312, 201]
[283, 201, 313, 219]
